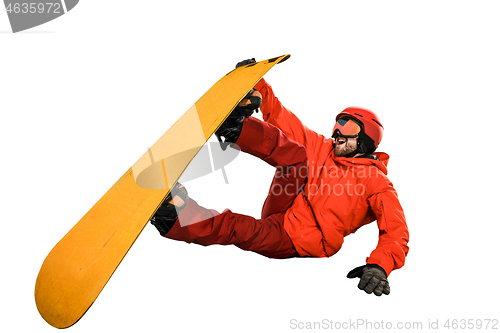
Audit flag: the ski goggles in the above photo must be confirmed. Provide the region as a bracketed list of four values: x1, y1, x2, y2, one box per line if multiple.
[332, 117, 361, 138]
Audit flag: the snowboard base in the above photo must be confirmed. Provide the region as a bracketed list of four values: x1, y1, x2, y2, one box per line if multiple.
[35, 55, 290, 328]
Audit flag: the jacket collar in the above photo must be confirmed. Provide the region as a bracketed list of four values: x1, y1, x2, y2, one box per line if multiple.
[333, 152, 390, 175]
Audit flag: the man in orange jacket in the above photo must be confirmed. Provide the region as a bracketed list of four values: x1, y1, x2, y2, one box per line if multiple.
[151, 59, 409, 297]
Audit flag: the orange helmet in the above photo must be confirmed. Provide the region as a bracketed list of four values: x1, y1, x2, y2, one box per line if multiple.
[334, 107, 384, 153]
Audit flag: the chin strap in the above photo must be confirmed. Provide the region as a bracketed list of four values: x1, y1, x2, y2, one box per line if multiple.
[345, 134, 372, 158]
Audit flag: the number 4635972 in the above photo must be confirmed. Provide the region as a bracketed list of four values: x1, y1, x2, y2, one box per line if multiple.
[6, 3, 62, 14]
[444, 319, 498, 330]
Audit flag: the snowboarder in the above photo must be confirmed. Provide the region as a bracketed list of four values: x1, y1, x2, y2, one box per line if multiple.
[151, 59, 409, 297]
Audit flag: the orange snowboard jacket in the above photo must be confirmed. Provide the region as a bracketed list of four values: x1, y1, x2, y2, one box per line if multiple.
[254, 79, 409, 275]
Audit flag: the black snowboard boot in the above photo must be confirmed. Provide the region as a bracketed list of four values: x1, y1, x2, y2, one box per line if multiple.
[215, 58, 262, 147]
[215, 89, 262, 147]
[150, 183, 189, 236]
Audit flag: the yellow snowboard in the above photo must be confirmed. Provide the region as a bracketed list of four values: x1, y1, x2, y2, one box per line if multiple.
[35, 55, 290, 328]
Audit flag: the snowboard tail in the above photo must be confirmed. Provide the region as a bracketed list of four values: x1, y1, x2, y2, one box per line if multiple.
[34, 55, 290, 328]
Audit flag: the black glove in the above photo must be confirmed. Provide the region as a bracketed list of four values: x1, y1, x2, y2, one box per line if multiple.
[347, 264, 390, 296]
[236, 58, 256, 68]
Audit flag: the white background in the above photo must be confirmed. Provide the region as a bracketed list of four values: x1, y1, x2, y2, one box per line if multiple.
[1, 1, 499, 332]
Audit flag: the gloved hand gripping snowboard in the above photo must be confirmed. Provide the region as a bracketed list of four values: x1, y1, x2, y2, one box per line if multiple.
[215, 58, 262, 149]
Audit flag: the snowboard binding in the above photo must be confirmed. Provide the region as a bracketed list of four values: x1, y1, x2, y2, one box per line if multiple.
[215, 58, 262, 150]
[150, 183, 189, 236]
[215, 88, 262, 150]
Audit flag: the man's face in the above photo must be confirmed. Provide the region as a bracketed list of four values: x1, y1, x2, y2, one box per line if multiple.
[334, 136, 358, 157]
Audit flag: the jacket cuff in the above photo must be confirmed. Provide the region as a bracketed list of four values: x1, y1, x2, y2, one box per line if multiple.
[366, 257, 394, 277]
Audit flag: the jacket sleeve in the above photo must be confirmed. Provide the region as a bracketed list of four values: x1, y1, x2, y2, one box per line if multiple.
[366, 178, 410, 276]
[254, 78, 323, 148]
